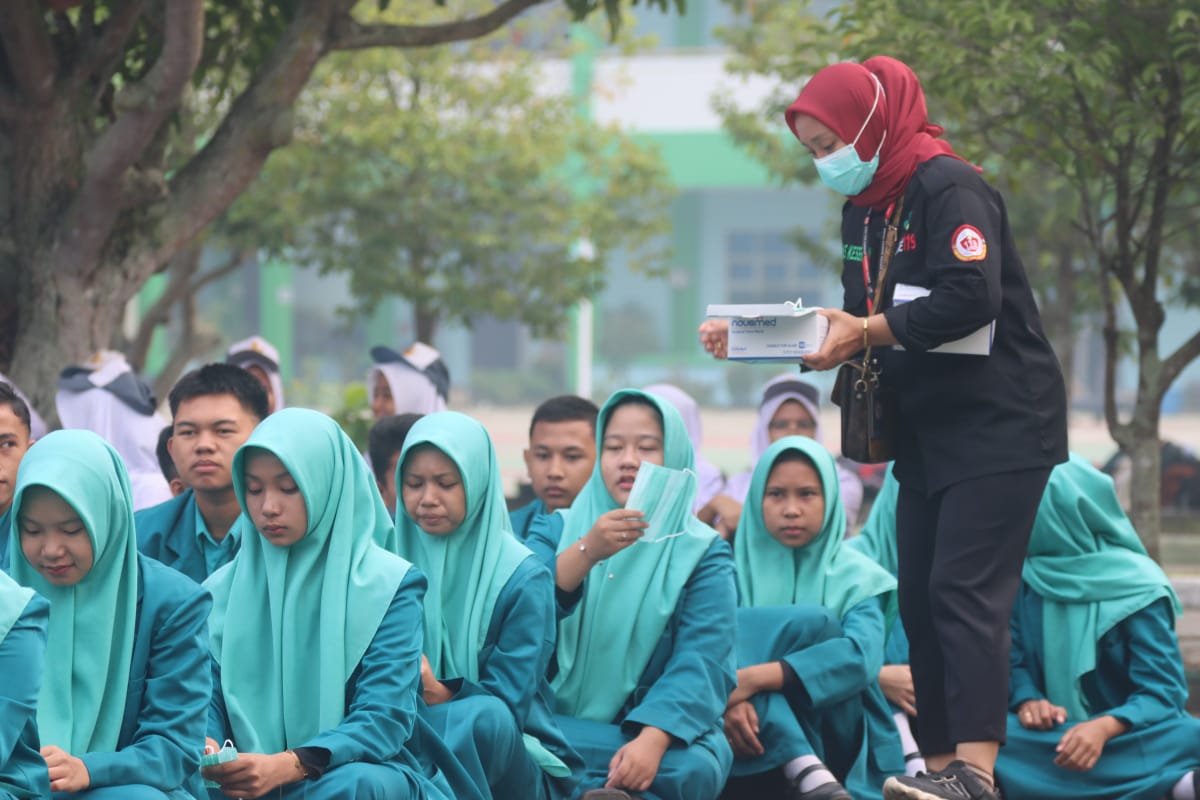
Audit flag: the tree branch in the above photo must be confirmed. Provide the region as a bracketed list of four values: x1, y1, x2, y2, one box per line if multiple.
[52, 0, 203, 282]
[0, 0, 59, 104]
[129, 244, 249, 369]
[1161, 329, 1200, 394]
[142, 0, 349, 272]
[73, 0, 150, 96]
[329, 0, 552, 50]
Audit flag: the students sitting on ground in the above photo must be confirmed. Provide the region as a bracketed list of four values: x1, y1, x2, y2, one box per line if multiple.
[11, 429, 212, 799]
[527, 388, 737, 800]
[724, 437, 903, 800]
[995, 454, 1200, 800]
[202, 408, 462, 799]
[395, 411, 583, 800]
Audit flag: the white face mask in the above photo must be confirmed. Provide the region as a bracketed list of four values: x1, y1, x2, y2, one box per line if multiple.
[624, 462, 698, 543]
[812, 75, 887, 196]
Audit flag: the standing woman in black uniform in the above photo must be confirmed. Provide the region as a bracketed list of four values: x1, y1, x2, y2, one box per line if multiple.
[701, 56, 1067, 800]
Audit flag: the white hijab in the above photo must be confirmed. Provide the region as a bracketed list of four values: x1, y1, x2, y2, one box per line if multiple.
[724, 374, 863, 528]
[55, 352, 172, 511]
[643, 383, 724, 512]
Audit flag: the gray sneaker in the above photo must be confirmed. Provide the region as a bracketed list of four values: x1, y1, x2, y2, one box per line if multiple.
[883, 760, 1001, 800]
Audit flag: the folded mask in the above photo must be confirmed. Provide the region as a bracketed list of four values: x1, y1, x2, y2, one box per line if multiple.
[200, 740, 238, 787]
[624, 462, 698, 543]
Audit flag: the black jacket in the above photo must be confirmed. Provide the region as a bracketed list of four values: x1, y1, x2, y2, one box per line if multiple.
[840, 156, 1068, 493]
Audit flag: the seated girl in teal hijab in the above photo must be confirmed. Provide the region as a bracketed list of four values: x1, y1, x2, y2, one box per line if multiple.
[201, 408, 458, 799]
[725, 436, 904, 800]
[0, 570, 51, 798]
[845, 464, 927, 778]
[525, 388, 737, 800]
[995, 454, 1200, 800]
[10, 429, 212, 800]
[393, 411, 583, 800]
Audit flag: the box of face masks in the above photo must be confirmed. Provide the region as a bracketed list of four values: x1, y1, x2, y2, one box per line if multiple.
[706, 301, 830, 362]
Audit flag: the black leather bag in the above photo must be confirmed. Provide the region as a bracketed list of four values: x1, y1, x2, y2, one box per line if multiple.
[832, 356, 896, 463]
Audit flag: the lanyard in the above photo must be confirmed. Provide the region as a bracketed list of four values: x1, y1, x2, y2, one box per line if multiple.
[860, 202, 895, 314]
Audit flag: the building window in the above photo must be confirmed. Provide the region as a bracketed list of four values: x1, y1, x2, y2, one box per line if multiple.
[725, 231, 824, 307]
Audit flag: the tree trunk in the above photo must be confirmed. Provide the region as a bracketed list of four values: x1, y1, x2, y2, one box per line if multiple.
[1126, 434, 1162, 562]
[414, 305, 439, 345]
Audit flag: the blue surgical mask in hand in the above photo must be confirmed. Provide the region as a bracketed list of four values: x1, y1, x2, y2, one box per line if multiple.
[200, 740, 238, 787]
[624, 462, 699, 543]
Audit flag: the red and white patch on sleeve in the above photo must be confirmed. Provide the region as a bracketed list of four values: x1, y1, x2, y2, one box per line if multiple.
[951, 224, 987, 262]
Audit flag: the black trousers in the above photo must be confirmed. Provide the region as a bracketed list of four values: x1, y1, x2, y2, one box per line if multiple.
[895, 467, 1051, 754]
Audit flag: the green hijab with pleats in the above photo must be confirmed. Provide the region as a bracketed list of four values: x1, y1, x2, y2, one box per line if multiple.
[552, 389, 719, 723]
[9, 429, 138, 755]
[205, 408, 411, 753]
[733, 436, 896, 622]
[846, 463, 899, 577]
[1023, 452, 1179, 722]
[394, 411, 567, 776]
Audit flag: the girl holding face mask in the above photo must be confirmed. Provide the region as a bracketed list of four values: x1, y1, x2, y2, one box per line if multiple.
[525, 389, 737, 800]
[10, 429, 212, 800]
[201, 408, 460, 800]
[726, 436, 903, 800]
[392, 411, 583, 800]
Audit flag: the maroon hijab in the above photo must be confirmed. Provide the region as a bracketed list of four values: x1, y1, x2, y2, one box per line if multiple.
[785, 56, 972, 209]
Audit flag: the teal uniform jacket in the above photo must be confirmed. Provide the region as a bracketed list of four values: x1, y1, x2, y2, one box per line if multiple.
[74, 556, 212, 799]
[529, 514, 737, 800]
[207, 569, 460, 799]
[425, 556, 583, 800]
[733, 599, 903, 800]
[997, 586, 1200, 800]
[0, 593, 50, 799]
[507, 498, 547, 543]
[135, 491, 237, 584]
[0, 508, 10, 572]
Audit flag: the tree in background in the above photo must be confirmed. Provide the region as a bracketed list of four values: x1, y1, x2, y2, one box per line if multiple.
[223, 7, 672, 343]
[714, 0, 1200, 556]
[0, 0, 681, 418]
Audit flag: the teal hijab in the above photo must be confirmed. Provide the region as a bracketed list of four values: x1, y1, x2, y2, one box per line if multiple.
[846, 463, 899, 576]
[1023, 452, 1180, 721]
[733, 436, 896, 622]
[9, 430, 138, 754]
[206, 408, 411, 753]
[552, 389, 719, 722]
[0, 571, 34, 643]
[393, 411, 567, 776]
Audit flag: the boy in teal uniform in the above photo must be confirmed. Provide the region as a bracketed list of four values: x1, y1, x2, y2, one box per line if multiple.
[510, 395, 597, 541]
[135, 364, 268, 582]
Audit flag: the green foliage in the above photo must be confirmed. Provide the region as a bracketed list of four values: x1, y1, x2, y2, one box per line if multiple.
[714, 0, 1200, 355]
[331, 382, 374, 450]
[224, 3, 674, 340]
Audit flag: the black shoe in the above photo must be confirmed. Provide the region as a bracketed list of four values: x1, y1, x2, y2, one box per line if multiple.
[787, 764, 853, 800]
[883, 760, 1001, 800]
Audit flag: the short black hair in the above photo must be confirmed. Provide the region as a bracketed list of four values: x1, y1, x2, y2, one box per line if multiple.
[0, 382, 31, 435]
[168, 363, 270, 421]
[369, 413, 424, 485]
[156, 424, 179, 483]
[529, 395, 599, 438]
